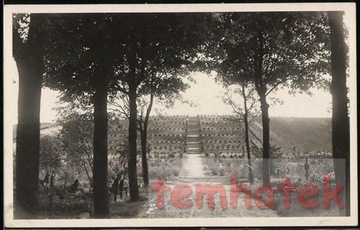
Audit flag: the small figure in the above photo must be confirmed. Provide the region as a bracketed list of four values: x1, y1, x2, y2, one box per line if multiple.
[304, 157, 310, 181]
[44, 171, 50, 184]
[123, 179, 128, 196]
[119, 177, 124, 199]
[70, 178, 79, 192]
[41, 171, 50, 193]
[111, 175, 120, 202]
[50, 173, 55, 189]
[276, 168, 280, 177]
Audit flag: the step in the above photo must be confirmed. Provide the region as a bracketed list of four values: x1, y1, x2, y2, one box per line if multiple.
[186, 148, 201, 151]
[186, 150, 201, 153]
[187, 134, 200, 137]
[187, 142, 200, 145]
[185, 116, 202, 155]
[187, 139, 200, 143]
[187, 145, 200, 148]
[186, 147, 201, 149]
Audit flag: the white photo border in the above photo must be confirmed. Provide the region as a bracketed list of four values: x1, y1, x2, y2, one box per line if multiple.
[3, 3, 358, 227]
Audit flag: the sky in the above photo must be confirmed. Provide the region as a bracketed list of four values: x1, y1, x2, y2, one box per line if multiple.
[6, 62, 332, 124]
[160, 72, 332, 118]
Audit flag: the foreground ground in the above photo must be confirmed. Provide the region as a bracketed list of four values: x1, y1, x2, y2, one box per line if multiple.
[35, 154, 342, 219]
[136, 154, 279, 218]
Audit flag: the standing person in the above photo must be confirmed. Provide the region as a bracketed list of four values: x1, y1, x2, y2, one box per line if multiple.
[70, 178, 80, 192]
[119, 177, 124, 199]
[43, 171, 50, 193]
[304, 157, 310, 181]
[123, 179, 128, 197]
[111, 175, 119, 202]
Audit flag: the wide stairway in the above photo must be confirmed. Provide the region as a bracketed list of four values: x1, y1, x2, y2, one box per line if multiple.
[185, 116, 202, 154]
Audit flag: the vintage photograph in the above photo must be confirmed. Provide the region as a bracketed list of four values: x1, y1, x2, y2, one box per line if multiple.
[3, 3, 357, 227]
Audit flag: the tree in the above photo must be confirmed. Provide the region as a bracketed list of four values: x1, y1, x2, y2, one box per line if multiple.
[110, 13, 207, 200]
[43, 14, 123, 218]
[137, 95, 153, 188]
[137, 77, 188, 188]
[13, 13, 47, 218]
[55, 105, 129, 190]
[328, 11, 350, 216]
[213, 12, 330, 184]
[59, 112, 94, 187]
[39, 135, 62, 174]
[110, 70, 189, 189]
[222, 84, 259, 184]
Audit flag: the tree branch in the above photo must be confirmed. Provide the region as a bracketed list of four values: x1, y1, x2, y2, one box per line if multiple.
[113, 81, 128, 94]
[265, 78, 286, 96]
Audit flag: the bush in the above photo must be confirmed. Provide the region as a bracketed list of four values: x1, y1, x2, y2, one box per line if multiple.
[148, 156, 183, 181]
[211, 168, 218, 176]
[219, 168, 225, 176]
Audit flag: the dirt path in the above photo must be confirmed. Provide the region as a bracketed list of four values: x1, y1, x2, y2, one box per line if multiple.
[178, 154, 206, 178]
[137, 154, 279, 218]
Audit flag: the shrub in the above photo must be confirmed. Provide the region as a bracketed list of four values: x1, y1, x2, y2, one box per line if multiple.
[211, 168, 218, 176]
[219, 168, 225, 176]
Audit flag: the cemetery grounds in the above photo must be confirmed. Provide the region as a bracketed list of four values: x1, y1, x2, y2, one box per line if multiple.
[33, 115, 342, 219]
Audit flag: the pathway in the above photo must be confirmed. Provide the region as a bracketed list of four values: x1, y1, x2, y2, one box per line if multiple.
[178, 154, 206, 178]
[136, 116, 279, 218]
[138, 156, 279, 218]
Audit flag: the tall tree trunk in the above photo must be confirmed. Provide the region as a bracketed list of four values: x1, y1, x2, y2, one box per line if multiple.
[140, 128, 149, 188]
[254, 29, 271, 185]
[141, 94, 154, 188]
[14, 14, 44, 218]
[128, 85, 139, 201]
[259, 93, 271, 185]
[241, 84, 254, 184]
[92, 62, 109, 218]
[328, 11, 350, 216]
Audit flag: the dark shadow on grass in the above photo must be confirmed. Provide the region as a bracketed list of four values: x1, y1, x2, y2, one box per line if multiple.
[110, 193, 149, 218]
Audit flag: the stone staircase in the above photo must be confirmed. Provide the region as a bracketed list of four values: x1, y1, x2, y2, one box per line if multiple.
[185, 116, 202, 154]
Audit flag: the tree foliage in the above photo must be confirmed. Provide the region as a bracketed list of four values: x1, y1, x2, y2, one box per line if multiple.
[216, 12, 331, 94]
[43, 14, 125, 217]
[209, 12, 331, 184]
[42, 12, 206, 206]
[107, 13, 208, 200]
[222, 85, 260, 122]
[59, 112, 94, 186]
[39, 135, 62, 173]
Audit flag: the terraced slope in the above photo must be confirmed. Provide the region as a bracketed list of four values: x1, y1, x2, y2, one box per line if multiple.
[14, 116, 331, 157]
[249, 117, 331, 156]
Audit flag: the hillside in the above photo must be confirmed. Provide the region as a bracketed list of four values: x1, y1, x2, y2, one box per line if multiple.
[266, 117, 331, 154]
[12, 123, 61, 140]
[12, 116, 332, 157]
